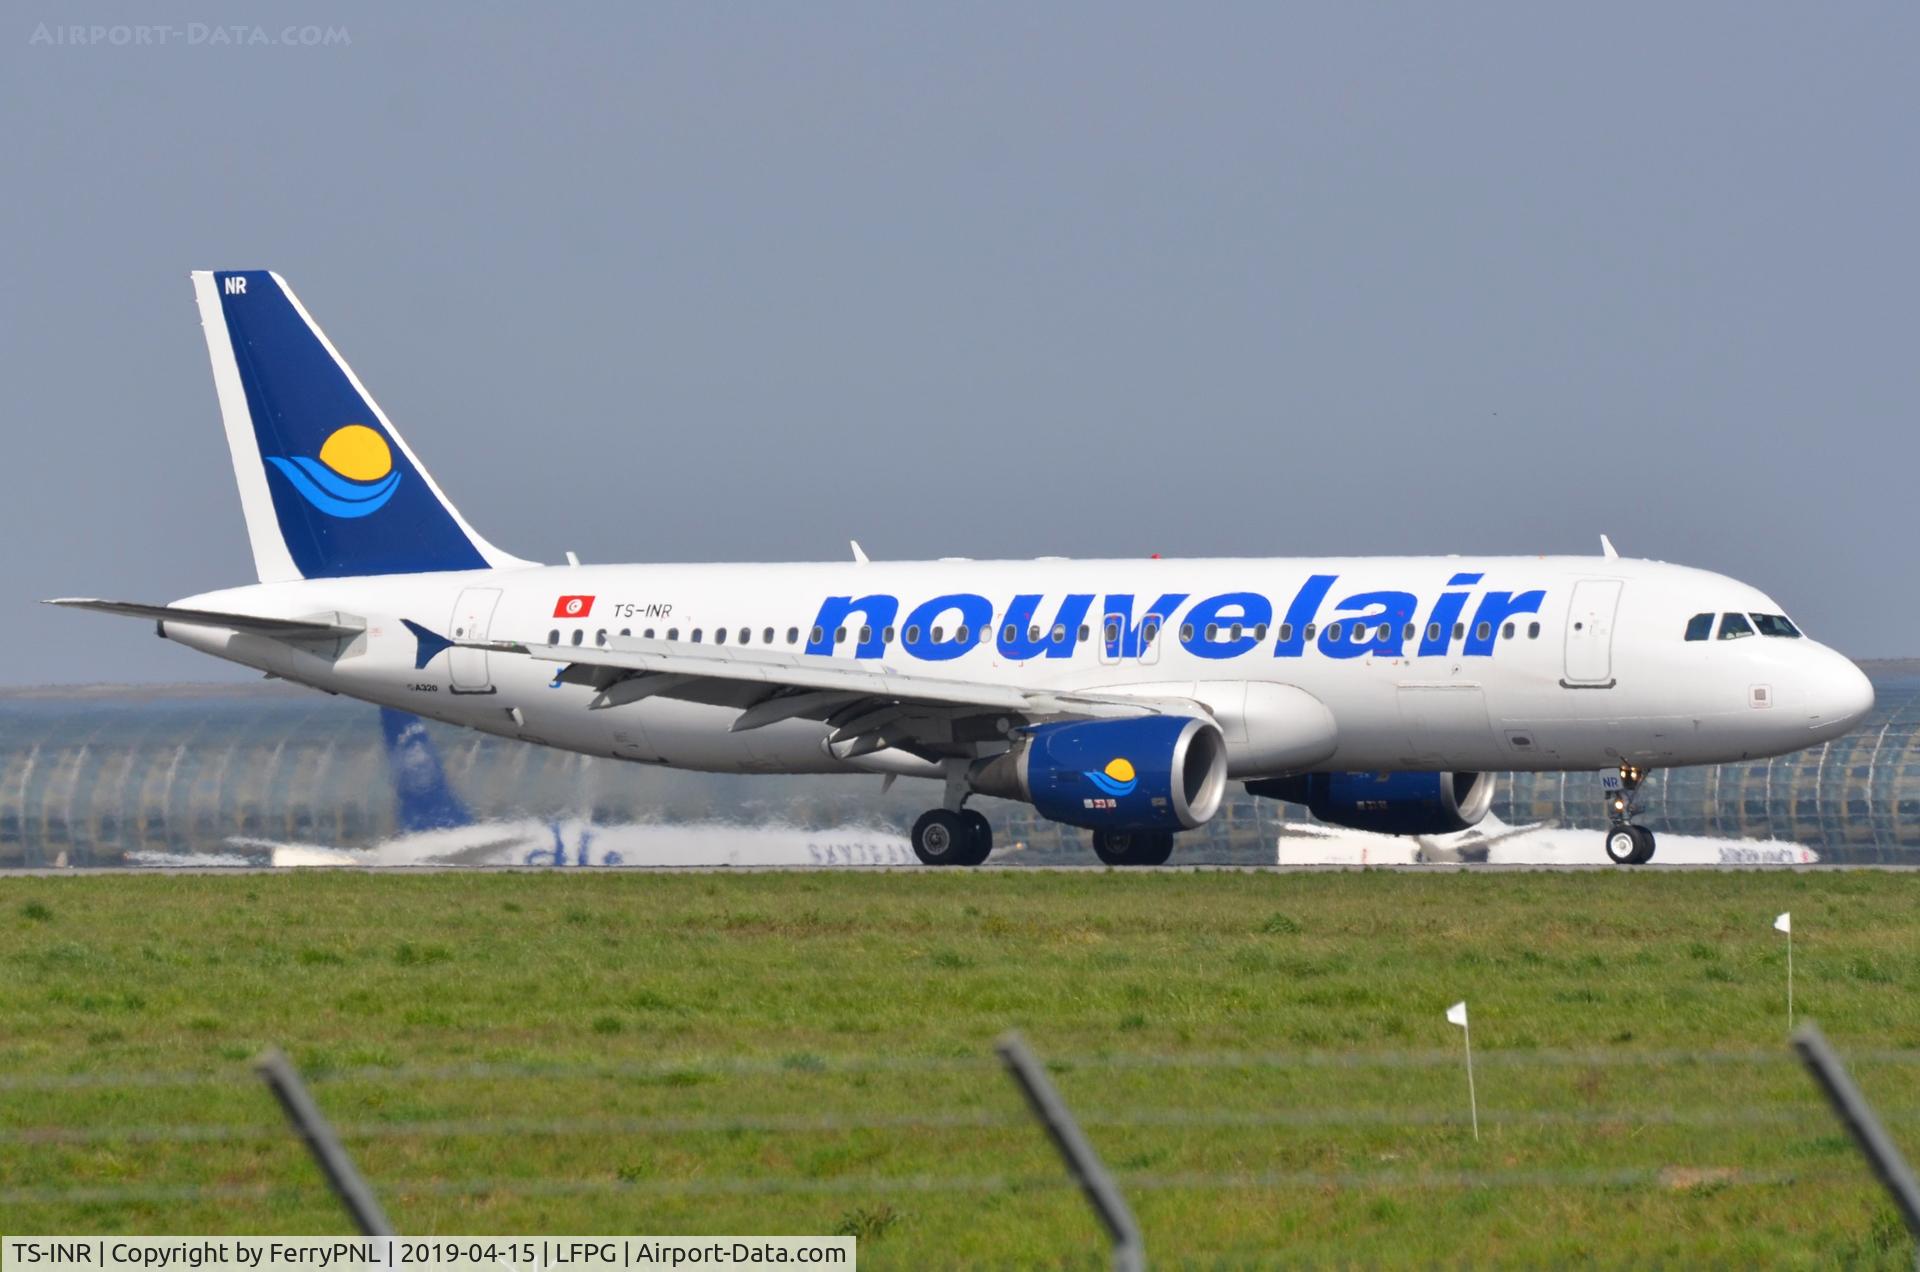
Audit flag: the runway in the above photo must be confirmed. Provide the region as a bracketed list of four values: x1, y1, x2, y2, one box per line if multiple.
[9, 862, 1920, 876]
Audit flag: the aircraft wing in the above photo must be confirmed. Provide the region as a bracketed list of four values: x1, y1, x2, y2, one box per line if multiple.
[469, 634, 1205, 759]
[45, 598, 364, 640]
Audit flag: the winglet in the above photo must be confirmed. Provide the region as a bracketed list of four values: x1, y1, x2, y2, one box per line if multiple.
[400, 619, 454, 670]
[1599, 534, 1619, 560]
[850, 540, 869, 565]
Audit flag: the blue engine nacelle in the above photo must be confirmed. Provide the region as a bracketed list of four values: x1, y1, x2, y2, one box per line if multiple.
[969, 715, 1230, 832]
[1246, 770, 1495, 835]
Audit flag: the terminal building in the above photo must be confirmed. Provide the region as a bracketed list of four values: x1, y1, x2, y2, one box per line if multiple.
[3, 663, 1917, 867]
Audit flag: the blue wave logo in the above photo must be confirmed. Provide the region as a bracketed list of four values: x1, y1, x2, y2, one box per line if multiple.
[1084, 757, 1138, 798]
[265, 424, 400, 518]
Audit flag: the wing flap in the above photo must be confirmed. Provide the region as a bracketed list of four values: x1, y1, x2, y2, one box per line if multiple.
[480, 635, 1195, 723]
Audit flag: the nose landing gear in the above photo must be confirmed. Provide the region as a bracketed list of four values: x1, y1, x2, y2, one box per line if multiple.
[1602, 763, 1657, 865]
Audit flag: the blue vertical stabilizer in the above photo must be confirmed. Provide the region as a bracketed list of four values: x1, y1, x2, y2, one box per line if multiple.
[379, 709, 472, 833]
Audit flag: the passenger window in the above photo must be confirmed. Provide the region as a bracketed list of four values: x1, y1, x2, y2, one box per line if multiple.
[547, 629, 559, 646]
[1204, 623, 1219, 641]
[571, 629, 584, 646]
[1142, 620, 1161, 642]
[643, 628, 655, 640]
[1527, 622, 1540, 639]
[620, 628, 631, 638]
[1003, 624, 1017, 643]
[956, 624, 971, 643]
[1181, 623, 1196, 642]
[1052, 624, 1067, 643]
[1254, 623, 1268, 641]
[857, 625, 871, 645]
[810, 625, 824, 645]
[1302, 624, 1315, 641]
[786, 627, 799, 645]
[1684, 613, 1714, 642]
[883, 625, 896, 643]
[1079, 624, 1091, 642]
[1718, 613, 1755, 641]
[1403, 623, 1415, 641]
[764, 627, 775, 645]
[596, 629, 608, 647]
[714, 628, 727, 645]
[1752, 613, 1802, 638]
[1426, 623, 1440, 643]
[834, 626, 847, 644]
[905, 625, 921, 644]
[931, 626, 944, 642]
[691, 629, 703, 643]
[1280, 624, 1294, 642]
[1104, 621, 1120, 644]
[1501, 622, 1514, 639]
[1475, 622, 1491, 642]
[1028, 625, 1042, 643]
[667, 628, 679, 641]
[1376, 624, 1390, 641]
[739, 627, 750, 645]
[1326, 623, 1342, 642]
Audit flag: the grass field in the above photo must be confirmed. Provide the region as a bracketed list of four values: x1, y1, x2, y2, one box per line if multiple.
[4, 869, 1919, 1267]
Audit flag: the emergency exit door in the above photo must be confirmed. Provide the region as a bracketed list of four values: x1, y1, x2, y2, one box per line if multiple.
[448, 587, 502, 694]
[1562, 579, 1622, 686]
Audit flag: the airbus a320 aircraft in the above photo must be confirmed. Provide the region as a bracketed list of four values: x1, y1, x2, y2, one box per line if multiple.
[52, 272, 1875, 867]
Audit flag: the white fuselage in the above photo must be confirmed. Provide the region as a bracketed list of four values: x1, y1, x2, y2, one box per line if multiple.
[163, 554, 1873, 782]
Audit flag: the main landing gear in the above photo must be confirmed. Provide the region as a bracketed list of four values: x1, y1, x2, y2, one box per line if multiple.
[1603, 762, 1657, 865]
[911, 807, 993, 866]
[1091, 829, 1176, 867]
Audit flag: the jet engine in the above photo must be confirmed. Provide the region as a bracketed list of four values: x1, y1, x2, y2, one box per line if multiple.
[1246, 770, 1495, 835]
[970, 715, 1229, 832]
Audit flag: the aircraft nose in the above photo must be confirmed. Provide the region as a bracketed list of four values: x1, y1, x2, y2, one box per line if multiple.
[1808, 648, 1875, 736]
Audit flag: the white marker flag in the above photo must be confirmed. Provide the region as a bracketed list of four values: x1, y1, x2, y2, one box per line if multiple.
[1445, 1000, 1477, 1139]
[1775, 912, 1794, 1028]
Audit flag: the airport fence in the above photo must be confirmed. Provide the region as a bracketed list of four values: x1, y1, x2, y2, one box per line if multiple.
[3, 1030, 1919, 1267]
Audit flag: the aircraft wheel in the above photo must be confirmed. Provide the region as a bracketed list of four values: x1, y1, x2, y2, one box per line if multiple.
[1092, 830, 1174, 866]
[912, 809, 971, 866]
[1605, 826, 1639, 865]
[1629, 825, 1657, 865]
[1133, 831, 1175, 866]
[956, 809, 994, 866]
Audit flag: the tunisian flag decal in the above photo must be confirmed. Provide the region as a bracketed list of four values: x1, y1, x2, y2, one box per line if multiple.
[553, 595, 595, 619]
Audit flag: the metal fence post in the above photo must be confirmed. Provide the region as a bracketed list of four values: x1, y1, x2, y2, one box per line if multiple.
[1791, 1022, 1920, 1268]
[255, 1046, 395, 1235]
[996, 1031, 1145, 1272]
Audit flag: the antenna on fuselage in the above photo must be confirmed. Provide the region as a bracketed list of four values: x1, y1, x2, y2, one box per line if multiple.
[1599, 534, 1619, 560]
[850, 540, 870, 565]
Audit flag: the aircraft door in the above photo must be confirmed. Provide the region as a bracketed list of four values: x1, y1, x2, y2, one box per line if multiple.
[448, 587, 502, 694]
[1562, 579, 1623, 687]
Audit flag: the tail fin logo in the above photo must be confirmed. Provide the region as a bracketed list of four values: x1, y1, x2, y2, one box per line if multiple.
[264, 424, 401, 518]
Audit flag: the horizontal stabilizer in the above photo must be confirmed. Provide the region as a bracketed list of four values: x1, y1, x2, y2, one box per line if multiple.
[400, 619, 454, 670]
[43, 598, 362, 640]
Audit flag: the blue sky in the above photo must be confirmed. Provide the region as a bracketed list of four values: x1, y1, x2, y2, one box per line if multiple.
[5, 3, 1916, 682]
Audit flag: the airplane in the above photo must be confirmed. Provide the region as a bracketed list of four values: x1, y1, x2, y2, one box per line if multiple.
[50, 271, 1876, 868]
[191, 707, 916, 868]
[1273, 813, 1820, 868]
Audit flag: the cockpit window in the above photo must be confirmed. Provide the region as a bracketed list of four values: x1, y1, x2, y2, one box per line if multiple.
[1751, 613, 1801, 638]
[1718, 613, 1755, 641]
[1684, 613, 1714, 642]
